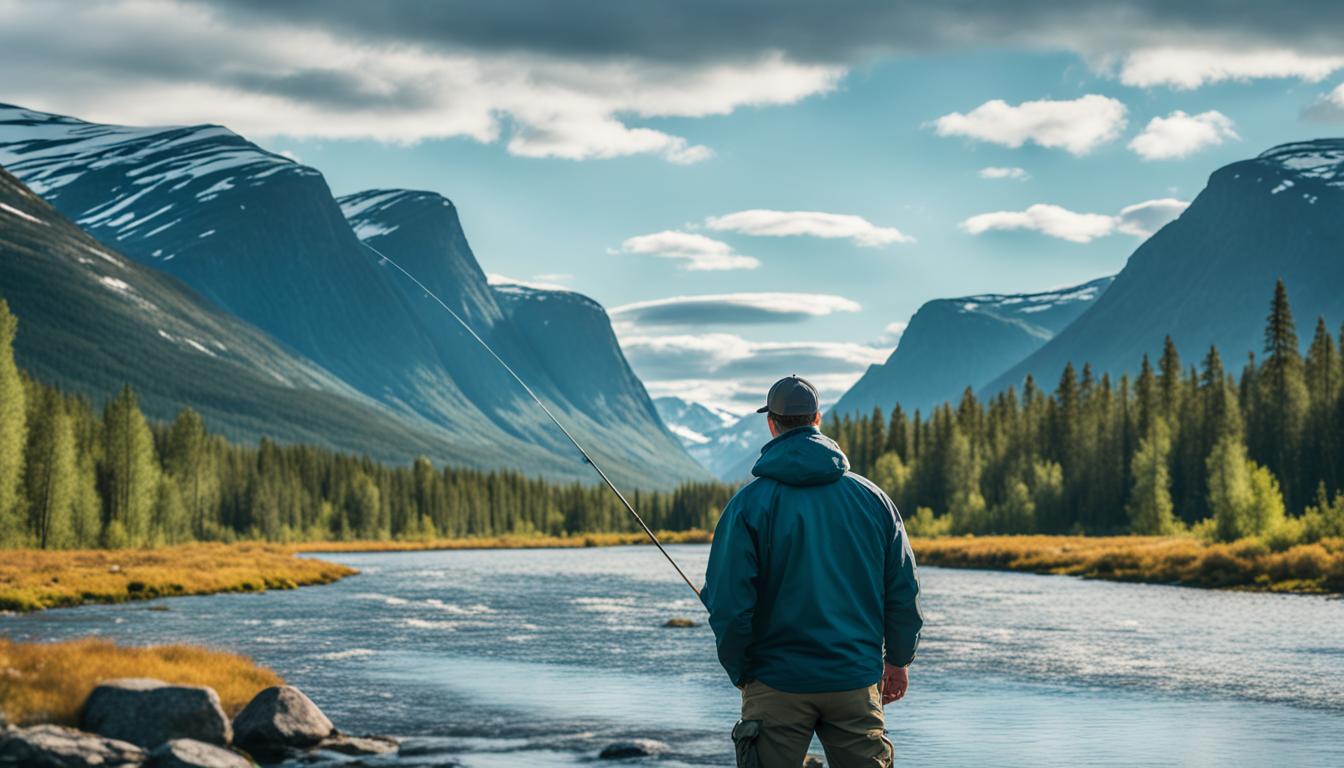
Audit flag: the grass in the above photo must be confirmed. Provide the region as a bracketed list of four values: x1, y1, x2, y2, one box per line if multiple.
[0, 637, 282, 726]
[914, 535, 1344, 593]
[0, 543, 355, 612]
[291, 529, 713, 553]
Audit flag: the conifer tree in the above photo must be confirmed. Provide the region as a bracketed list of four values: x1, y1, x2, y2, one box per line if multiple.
[1127, 420, 1176, 535]
[1254, 280, 1308, 507]
[0, 301, 27, 541]
[166, 408, 218, 538]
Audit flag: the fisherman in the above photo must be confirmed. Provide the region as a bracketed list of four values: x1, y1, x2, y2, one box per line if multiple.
[702, 375, 923, 768]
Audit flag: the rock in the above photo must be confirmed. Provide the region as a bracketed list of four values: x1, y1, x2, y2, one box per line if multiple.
[81, 678, 231, 748]
[803, 756, 826, 767]
[662, 618, 698, 628]
[0, 723, 144, 767]
[144, 739, 250, 768]
[231, 686, 333, 758]
[313, 733, 399, 756]
[598, 739, 667, 759]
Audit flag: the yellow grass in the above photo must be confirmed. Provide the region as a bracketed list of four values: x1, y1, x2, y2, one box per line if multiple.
[914, 535, 1344, 593]
[0, 637, 282, 726]
[0, 543, 355, 612]
[291, 529, 713, 554]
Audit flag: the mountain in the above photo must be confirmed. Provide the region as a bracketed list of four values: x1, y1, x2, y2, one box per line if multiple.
[0, 165, 462, 462]
[830, 276, 1113, 418]
[0, 104, 705, 487]
[336, 188, 707, 486]
[653, 396, 738, 446]
[984, 140, 1344, 395]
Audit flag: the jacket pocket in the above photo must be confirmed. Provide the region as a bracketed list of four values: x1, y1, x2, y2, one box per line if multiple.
[732, 719, 762, 768]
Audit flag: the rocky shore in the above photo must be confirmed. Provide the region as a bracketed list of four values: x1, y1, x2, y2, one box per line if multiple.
[0, 679, 398, 767]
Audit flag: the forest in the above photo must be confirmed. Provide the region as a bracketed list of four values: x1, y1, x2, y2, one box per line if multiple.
[0, 280, 1341, 549]
[827, 281, 1344, 545]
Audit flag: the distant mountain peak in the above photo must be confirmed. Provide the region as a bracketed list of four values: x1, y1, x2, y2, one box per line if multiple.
[338, 188, 456, 241]
[1255, 139, 1344, 188]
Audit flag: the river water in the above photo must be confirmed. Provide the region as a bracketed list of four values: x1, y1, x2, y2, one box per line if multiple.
[3, 545, 1342, 766]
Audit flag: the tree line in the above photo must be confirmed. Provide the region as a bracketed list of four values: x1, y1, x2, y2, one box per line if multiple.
[825, 281, 1344, 544]
[0, 300, 734, 548]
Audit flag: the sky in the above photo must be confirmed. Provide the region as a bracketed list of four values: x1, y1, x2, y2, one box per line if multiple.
[2, 1, 1343, 414]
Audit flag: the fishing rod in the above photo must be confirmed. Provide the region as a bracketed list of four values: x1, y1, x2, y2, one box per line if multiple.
[359, 241, 702, 598]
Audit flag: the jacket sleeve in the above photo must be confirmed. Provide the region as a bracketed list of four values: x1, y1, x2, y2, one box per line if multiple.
[882, 498, 923, 667]
[700, 490, 759, 687]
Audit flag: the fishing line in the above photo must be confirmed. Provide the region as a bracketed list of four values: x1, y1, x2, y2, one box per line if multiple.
[359, 240, 702, 598]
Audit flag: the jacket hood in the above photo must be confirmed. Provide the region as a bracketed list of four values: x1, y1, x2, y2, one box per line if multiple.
[752, 426, 850, 487]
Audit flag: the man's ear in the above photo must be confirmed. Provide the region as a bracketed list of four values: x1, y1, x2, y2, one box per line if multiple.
[766, 414, 779, 437]
[811, 412, 822, 426]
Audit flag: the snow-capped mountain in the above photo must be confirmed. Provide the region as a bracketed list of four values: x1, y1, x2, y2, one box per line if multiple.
[830, 276, 1113, 418]
[653, 396, 739, 446]
[335, 187, 706, 486]
[0, 165, 465, 463]
[0, 104, 706, 487]
[984, 140, 1344, 395]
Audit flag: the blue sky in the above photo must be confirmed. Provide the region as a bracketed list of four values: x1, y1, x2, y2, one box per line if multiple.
[3, 1, 1343, 413]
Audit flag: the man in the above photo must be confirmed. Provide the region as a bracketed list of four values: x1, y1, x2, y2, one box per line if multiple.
[702, 375, 923, 768]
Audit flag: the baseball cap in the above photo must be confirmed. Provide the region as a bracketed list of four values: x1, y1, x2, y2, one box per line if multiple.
[756, 375, 820, 416]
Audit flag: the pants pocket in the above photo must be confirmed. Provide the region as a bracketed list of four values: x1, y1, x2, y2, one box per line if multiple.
[732, 719, 762, 768]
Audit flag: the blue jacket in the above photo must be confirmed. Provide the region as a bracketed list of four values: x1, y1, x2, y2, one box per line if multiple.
[701, 426, 922, 693]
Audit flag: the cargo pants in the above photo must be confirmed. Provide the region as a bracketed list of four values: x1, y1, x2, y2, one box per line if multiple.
[733, 680, 894, 767]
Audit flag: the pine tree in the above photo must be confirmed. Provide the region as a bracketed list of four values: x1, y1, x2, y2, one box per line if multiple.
[0, 301, 27, 544]
[102, 385, 160, 546]
[166, 408, 218, 538]
[1254, 280, 1309, 509]
[1304, 318, 1341, 494]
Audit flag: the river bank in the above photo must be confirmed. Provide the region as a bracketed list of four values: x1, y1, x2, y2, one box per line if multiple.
[3, 532, 1340, 615]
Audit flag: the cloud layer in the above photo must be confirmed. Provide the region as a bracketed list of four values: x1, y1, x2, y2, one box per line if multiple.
[961, 198, 1188, 242]
[610, 292, 862, 326]
[705, 209, 913, 246]
[979, 167, 1030, 181]
[618, 231, 759, 271]
[933, 95, 1127, 155]
[1128, 110, 1238, 160]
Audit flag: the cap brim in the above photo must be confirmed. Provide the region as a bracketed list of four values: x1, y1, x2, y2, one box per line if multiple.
[755, 405, 770, 413]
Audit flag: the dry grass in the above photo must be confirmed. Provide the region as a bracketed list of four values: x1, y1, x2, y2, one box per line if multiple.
[914, 535, 1344, 593]
[291, 529, 713, 554]
[0, 543, 355, 612]
[0, 637, 282, 726]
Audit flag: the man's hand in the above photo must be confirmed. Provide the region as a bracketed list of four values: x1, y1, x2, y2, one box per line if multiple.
[880, 662, 908, 705]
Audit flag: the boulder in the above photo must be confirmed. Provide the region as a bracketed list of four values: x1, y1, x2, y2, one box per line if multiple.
[231, 686, 333, 758]
[662, 618, 698, 628]
[803, 756, 826, 767]
[0, 723, 144, 767]
[313, 733, 399, 756]
[144, 739, 250, 768]
[598, 739, 667, 759]
[81, 678, 231, 748]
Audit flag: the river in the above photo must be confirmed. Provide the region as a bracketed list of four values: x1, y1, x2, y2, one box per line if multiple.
[3, 545, 1342, 766]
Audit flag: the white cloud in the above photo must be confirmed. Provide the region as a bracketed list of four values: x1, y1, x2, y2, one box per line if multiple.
[0, 3, 842, 164]
[1115, 198, 1189, 238]
[960, 204, 1119, 243]
[879, 321, 908, 345]
[933, 95, 1127, 155]
[1128, 110, 1238, 160]
[610, 292, 861, 326]
[978, 166, 1030, 181]
[486, 273, 571, 291]
[618, 231, 759, 271]
[705, 209, 913, 246]
[1118, 48, 1344, 89]
[961, 198, 1189, 243]
[1303, 83, 1344, 122]
[621, 332, 887, 414]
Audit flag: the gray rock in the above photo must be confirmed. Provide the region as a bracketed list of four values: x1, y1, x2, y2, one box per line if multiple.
[0, 723, 145, 767]
[231, 686, 333, 758]
[313, 734, 398, 756]
[144, 739, 250, 768]
[81, 678, 232, 748]
[803, 756, 826, 767]
[598, 739, 667, 759]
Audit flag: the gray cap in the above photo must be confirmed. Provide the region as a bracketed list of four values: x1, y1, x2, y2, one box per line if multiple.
[756, 375, 820, 416]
